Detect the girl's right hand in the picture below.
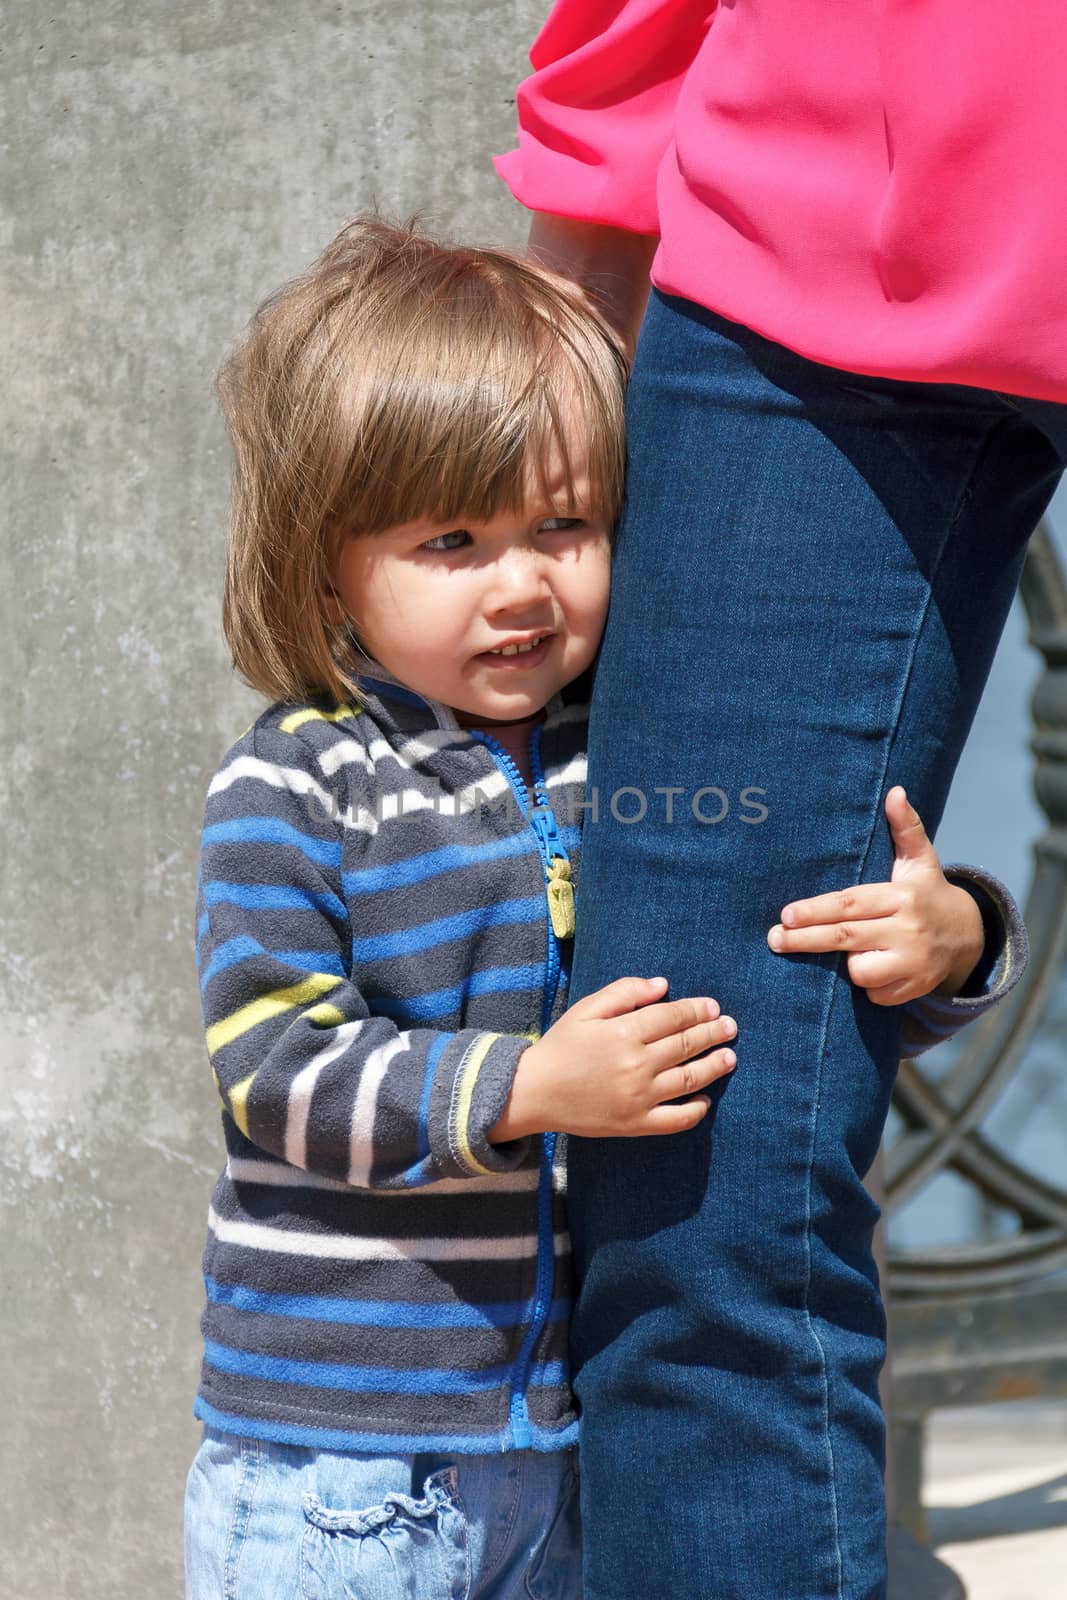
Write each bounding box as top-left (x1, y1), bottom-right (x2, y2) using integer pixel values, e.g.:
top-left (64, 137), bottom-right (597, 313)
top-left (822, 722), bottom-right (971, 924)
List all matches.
top-left (489, 976), bottom-right (737, 1142)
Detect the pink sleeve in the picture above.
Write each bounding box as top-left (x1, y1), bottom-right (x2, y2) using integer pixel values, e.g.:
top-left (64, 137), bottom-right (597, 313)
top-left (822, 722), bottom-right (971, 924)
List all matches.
top-left (493, 0), bottom-right (717, 235)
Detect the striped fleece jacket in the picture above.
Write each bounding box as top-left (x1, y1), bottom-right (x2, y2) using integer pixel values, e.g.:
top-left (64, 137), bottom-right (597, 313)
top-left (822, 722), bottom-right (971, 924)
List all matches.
top-left (192, 665), bottom-right (1028, 1455)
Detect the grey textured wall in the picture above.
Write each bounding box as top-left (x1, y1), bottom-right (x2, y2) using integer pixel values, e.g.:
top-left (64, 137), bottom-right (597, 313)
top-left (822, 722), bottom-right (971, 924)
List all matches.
top-left (1, 6), bottom-right (543, 1594)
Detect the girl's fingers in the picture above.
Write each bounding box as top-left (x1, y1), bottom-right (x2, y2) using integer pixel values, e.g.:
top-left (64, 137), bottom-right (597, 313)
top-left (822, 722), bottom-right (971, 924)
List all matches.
top-left (572, 975), bottom-right (668, 1020)
top-left (886, 787), bottom-right (938, 864)
top-left (647, 1014), bottom-right (736, 1071)
top-left (865, 978), bottom-right (920, 1007)
top-left (845, 949), bottom-right (906, 989)
top-left (769, 917), bottom-right (893, 954)
top-left (642, 1096), bottom-right (712, 1136)
top-left (777, 884), bottom-right (901, 930)
top-left (652, 1047), bottom-right (737, 1102)
top-left (635, 994), bottom-right (721, 1044)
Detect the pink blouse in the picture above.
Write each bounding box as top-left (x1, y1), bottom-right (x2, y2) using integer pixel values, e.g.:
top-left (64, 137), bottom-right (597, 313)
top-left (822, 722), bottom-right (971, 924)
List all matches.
top-left (494, 1), bottom-right (1067, 404)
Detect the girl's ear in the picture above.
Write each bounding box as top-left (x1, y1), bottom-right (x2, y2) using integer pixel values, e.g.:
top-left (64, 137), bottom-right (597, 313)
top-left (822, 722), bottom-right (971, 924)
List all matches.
top-left (322, 582), bottom-right (346, 625)
top-left (322, 519), bottom-right (349, 624)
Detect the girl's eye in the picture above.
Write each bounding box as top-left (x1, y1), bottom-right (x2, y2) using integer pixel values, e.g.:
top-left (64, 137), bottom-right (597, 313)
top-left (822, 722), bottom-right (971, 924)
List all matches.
top-left (421, 529), bottom-right (471, 552)
top-left (419, 518), bottom-right (584, 552)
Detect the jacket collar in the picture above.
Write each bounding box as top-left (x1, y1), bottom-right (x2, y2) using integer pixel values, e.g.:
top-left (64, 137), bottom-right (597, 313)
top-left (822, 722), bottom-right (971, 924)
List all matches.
top-left (353, 659), bottom-right (462, 732)
top-left (352, 657), bottom-right (569, 735)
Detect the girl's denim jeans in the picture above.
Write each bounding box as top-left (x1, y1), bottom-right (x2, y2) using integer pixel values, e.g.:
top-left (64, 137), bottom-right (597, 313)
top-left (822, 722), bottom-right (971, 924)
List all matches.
top-left (566, 289), bottom-right (1067, 1600)
top-left (184, 1426), bottom-right (580, 1600)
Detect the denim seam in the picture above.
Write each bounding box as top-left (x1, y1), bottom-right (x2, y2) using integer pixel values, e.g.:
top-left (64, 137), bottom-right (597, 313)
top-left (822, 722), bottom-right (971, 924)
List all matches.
top-left (300, 1516), bottom-right (314, 1600)
top-left (524, 1460), bottom-right (578, 1600)
top-left (478, 1449), bottom-right (525, 1590)
top-left (219, 1444), bottom-right (242, 1597)
top-left (224, 1436), bottom-right (262, 1600)
top-left (797, 413), bottom-right (1011, 1600)
top-left (447, 1473), bottom-right (474, 1600)
top-left (799, 989), bottom-right (846, 1600)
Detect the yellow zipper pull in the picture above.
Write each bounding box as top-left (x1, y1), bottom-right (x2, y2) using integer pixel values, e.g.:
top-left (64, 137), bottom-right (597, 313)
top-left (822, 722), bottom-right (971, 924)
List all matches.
top-left (545, 858), bottom-right (575, 939)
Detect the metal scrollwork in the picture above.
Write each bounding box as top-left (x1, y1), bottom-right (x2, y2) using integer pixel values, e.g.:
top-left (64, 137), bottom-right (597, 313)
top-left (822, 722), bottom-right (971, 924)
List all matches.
top-left (887, 519), bottom-right (1067, 1295)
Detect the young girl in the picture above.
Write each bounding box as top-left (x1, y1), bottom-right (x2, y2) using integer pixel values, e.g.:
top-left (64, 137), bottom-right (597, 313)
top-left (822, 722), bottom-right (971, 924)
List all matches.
top-left (185, 215), bottom-right (1027, 1600)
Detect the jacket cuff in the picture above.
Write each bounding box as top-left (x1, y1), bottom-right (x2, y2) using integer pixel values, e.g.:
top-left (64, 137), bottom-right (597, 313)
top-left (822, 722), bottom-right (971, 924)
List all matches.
top-left (939, 863), bottom-right (1029, 1008)
top-left (429, 1032), bottom-right (533, 1178)
top-left (900, 863), bottom-right (1029, 1056)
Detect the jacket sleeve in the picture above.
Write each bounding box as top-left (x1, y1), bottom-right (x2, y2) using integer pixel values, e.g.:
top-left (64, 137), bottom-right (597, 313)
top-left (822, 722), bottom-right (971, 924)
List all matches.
top-left (493, 0), bottom-right (717, 233)
top-left (195, 717), bottom-right (532, 1189)
top-left (899, 864), bottom-right (1029, 1058)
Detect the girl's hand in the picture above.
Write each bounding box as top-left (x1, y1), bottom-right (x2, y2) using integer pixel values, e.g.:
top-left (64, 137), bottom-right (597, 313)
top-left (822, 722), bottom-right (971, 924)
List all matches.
top-left (490, 977), bottom-right (737, 1142)
top-left (766, 786), bottom-right (985, 1006)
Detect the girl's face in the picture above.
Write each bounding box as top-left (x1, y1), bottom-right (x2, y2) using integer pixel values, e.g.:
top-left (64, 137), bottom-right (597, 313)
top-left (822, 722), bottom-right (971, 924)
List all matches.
top-left (332, 417), bottom-right (613, 730)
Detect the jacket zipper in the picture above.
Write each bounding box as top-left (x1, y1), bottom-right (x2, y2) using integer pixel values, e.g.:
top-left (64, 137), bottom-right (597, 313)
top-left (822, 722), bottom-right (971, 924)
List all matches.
top-left (468, 722), bottom-right (571, 1450)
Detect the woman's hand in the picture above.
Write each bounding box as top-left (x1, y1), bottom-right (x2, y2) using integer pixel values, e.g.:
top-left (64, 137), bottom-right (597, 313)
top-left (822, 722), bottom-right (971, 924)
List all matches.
top-left (766, 787), bottom-right (985, 1006)
top-left (490, 976), bottom-right (737, 1142)
top-left (525, 213), bottom-right (659, 364)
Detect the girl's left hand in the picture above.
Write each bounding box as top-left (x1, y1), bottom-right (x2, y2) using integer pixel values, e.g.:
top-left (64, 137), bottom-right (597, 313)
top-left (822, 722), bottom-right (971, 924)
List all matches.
top-left (766, 787), bottom-right (985, 1005)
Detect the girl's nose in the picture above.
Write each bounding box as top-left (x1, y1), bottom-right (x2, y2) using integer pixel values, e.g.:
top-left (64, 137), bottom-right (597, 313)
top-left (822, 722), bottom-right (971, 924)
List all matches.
top-left (485, 549), bottom-right (553, 611)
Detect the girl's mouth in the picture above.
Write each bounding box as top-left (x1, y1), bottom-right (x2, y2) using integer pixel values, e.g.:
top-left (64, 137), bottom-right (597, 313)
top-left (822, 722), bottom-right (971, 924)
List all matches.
top-left (476, 634), bottom-right (554, 669)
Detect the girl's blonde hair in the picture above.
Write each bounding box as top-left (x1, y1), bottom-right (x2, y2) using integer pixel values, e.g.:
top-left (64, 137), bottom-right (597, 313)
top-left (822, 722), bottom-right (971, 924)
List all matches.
top-left (217, 212), bottom-right (629, 705)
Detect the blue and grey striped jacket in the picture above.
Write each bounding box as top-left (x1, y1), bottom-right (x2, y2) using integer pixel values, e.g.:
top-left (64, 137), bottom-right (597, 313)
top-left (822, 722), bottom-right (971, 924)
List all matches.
top-left (192, 667), bottom-right (1027, 1455)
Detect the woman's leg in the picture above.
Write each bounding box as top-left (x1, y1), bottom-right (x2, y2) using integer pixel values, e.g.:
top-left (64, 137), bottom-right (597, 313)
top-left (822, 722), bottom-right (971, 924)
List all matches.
top-left (567, 291), bottom-right (1064, 1600)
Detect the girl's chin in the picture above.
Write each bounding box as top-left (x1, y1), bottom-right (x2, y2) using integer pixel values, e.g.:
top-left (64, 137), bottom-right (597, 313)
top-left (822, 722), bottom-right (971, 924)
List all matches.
top-left (453, 698), bottom-right (546, 730)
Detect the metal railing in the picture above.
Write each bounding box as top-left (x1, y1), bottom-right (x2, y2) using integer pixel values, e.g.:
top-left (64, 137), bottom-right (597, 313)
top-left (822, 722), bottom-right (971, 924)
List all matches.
top-left (885, 518), bottom-right (1067, 1544)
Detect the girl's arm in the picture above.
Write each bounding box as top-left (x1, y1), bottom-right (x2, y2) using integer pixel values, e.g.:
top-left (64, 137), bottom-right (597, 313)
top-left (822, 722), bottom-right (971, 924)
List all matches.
top-left (196, 717), bottom-right (533, 1190)
top-left (197, 716), bottom-right (736, 1189)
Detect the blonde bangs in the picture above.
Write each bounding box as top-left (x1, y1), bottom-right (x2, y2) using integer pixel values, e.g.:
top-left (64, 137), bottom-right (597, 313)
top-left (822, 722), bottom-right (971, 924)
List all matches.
top-left (331, 280), bottom-right (626, 537)
top-left (218, 215), bottom-right (628, 706)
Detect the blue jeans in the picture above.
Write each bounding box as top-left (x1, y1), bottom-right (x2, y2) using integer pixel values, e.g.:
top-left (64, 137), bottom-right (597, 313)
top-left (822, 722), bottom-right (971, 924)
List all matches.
top-left (184, 1427), bottom-right (580, 1600)
top-left (567, 290), bottom-right (1067, 1600)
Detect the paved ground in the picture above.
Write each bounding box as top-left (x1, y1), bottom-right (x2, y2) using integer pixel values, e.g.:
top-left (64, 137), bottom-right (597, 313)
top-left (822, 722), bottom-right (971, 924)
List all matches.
top-left (925, 1401), bottom-right (1067, 1598)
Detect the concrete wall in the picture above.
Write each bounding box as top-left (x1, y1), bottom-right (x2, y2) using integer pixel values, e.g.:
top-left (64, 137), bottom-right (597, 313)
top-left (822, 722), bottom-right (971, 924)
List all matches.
top-left (1, 6), bottom-right (543, 1593)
